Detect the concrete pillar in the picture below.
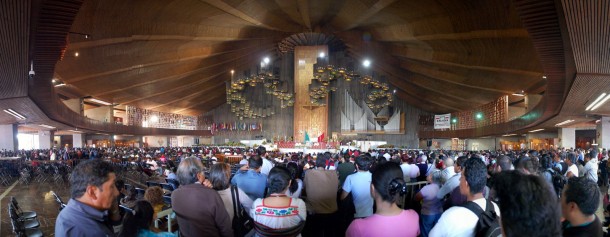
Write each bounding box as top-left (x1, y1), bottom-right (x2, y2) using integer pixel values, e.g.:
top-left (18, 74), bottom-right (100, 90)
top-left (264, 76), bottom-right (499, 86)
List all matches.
top-left (559, 127), bottom-right (576, 149)
top-left (597, 116), bottom-right (610, 149)
top-left (0, 124), bottom-right (18, 151)
top-left (73, 133), bottom-right (85, 148)
top-left (38, 130), bottom-right (54, 149)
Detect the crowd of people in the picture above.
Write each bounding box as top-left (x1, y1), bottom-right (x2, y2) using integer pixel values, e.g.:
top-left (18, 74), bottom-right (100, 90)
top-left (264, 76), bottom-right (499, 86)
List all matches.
top-left (51, 145), bottom-right (608, 237)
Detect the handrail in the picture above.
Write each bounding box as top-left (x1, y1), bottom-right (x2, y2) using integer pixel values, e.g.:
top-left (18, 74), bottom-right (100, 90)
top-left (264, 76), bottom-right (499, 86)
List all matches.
top-left (154, 208), bottom-right (174, 233)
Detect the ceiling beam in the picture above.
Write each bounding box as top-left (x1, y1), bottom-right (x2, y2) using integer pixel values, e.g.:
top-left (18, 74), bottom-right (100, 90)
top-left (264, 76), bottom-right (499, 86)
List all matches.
top-left (373, 28), bottom-right (530, 42)
top-left (338, 0), bottom-right (399, 30)
top-left (65, 39), bottom-right (276, 84)
top-left (200, 0), bottom-right (300, 32)
top-left (392, 53), bottom-right (541, 77)
top-left (297, 0), bottom-right (311, 30)
top-left (69, 34), bottom-right (274, 50)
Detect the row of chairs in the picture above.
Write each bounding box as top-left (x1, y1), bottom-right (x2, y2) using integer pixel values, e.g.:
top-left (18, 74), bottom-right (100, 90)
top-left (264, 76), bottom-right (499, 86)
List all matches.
top-left (8, 196), bottom-right (43, 237)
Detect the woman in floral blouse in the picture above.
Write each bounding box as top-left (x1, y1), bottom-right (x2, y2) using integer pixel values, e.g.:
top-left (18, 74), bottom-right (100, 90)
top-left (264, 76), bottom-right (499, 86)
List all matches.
top-left (250, 166), bottom-right (307, 237)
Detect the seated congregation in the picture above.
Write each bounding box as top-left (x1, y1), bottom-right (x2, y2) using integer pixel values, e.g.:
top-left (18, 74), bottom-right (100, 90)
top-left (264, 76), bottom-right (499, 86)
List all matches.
top-left (53, 147), bottom-right (606, 237)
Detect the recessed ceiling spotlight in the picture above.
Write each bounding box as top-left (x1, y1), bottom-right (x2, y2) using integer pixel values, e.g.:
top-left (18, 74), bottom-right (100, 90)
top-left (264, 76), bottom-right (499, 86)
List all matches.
top-left (542, 75), bottom-right (547, 79)
top-left (319, 52), bottom-right (325, 58)
top-left (74, 52), bottom-right (79, 57)
top-left (230, 70), bottom-right (234, 74)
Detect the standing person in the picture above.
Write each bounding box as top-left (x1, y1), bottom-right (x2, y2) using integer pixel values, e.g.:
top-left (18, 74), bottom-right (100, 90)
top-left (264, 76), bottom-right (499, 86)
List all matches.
top-left (346, 162), bottom-right (420, 237)
top-left (415, 171), bottom-right (444, 237)
top-left (55, 159), bottom-right (121, 237)
top-left (440, 157), bottom-right (456, 185)
top-left (584, 151), bottom-right (598, 183)
top-left (285, 162), bottom-right (303, 198)
top-left (258, 146), bottom-right (274, 176)
top-left (565, 152), bottom-right (579, 178)
top-left (171, 157), bottom-right (232, 237)
top-left (600, 149), bottom-right (609, 187)
top-left (231, 155), bottom-right (267, 201)
top-left (341, 155), bottom-right (374, 218)
top-left (561, 177), bottom-right (603, 237)
top-left (429, 158), bottom-right (501, 237)
top-left (302, 153), bottom-right (339, 236)
top-left (250, 166), bottom-right (307, 236)
top-left (337, 155), bottom-right (356, 187)
top-left (491, 171), bottom-right (561, 237)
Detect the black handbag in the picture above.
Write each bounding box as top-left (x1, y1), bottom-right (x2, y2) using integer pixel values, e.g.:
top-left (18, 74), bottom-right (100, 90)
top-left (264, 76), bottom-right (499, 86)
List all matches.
top-left (231, 185), bottom-right (253, 237)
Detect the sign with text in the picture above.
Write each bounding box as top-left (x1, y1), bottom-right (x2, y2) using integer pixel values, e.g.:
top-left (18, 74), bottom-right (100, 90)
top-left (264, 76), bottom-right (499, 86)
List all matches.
top-left (434, 113), bottom-right (451, 129)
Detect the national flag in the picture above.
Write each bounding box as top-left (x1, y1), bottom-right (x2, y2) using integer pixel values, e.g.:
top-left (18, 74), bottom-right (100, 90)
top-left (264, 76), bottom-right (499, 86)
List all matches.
top-left (304, 131), bottom-right (310, 142)
top-left (317, 132), bottom-right (325, 142)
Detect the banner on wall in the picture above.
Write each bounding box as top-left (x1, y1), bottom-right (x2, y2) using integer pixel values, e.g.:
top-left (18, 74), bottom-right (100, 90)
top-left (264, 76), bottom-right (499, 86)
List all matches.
top-left (434, 113), bottom-right (451, 129)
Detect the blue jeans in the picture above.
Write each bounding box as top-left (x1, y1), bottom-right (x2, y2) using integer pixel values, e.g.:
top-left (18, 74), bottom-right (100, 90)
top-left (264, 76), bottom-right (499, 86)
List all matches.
top-left (420, 213), bottom-right (442, 237)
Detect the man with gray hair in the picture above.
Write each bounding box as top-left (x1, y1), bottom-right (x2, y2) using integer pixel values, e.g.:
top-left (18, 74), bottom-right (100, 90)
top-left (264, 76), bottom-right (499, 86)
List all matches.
top-left (172, 157), bottom-right (233, 237)
top-left (441, 157), bottom-right (455, 184)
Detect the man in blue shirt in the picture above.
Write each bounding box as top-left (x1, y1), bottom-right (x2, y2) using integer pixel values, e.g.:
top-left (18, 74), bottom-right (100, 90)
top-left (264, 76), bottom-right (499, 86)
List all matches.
top-left (55, 159), bottom-right (121, 237)
top-left (231, 155), bottom-right (267, 201)
top-left (341, 155), bottom-right (374, 218)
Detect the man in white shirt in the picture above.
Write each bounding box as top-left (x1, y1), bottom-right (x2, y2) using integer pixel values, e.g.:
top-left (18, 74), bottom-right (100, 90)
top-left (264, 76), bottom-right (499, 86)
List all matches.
top-left (565, 152), bottom-right (579, 178)
top-left (441, 157), bottom-right (456, 185)
top-left (341, 155), bottom-right (374, 218)
top-left (436, 156), bottom-right (467, 200)
top-left (258, 146), bottom-right (274, 176)
top-left (429, 158), bottom-right (500, 237)
top-left (584, 151), bottom-right (598, 183)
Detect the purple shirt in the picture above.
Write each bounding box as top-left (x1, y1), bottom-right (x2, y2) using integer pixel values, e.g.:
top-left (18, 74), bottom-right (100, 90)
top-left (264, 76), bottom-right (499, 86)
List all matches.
top-left (346, 210), bottom-right (420, 237)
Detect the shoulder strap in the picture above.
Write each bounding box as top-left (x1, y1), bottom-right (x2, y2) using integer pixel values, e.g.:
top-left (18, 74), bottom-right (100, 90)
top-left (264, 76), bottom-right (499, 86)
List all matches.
top-left (230, 185), bottom-right (238, 218)
top-left (462, 200), bottom-right (485, 218)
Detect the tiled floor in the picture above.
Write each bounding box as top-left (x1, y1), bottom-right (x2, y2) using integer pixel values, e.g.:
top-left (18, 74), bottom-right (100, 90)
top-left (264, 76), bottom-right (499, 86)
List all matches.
top-left (0, 178), bottom-right (70, 236)
top-left (0, 171), bottom-right (149, 237)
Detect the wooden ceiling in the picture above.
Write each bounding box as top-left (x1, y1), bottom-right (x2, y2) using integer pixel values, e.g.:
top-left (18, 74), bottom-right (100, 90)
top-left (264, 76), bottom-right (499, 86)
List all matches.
top-left (53, 0), bottom-right (546, 116)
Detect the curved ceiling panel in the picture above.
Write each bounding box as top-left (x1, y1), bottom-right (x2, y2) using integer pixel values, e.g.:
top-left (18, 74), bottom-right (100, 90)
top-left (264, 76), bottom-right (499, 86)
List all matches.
top-left (54, 0), bottom-right (545, 115)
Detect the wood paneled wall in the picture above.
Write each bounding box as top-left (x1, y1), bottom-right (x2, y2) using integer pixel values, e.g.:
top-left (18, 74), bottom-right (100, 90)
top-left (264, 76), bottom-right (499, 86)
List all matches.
top-left (293, 46), bottom-right (329, 142)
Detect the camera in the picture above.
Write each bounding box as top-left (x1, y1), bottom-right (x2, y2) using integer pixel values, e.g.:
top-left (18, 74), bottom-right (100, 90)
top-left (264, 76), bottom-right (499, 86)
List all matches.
top-left (29, 62), bottom-right (35, 79)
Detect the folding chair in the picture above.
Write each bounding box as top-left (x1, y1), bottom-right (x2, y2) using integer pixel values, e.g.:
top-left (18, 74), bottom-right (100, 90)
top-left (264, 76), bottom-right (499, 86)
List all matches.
top-left (10, 197), bottom-right (37, 219)
top-left (51, 191), bottom-right (67, 211)
top-left (135, 188), bottom-right (146, 199)
top-left (10, 218), bottom-right (43, 237)
top-left (8, 205), bottom-right (40, 229)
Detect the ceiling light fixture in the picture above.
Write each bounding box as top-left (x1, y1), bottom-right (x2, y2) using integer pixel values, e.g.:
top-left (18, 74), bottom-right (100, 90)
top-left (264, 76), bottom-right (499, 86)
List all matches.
top-left (529, 129), bottom-right (544, 133)
top-left (74, 52), bottom-right (79, 57)
top-left (263, 57), bottom-right (270, 64)
top-left (586, 93), bottom-right (608, 111)
top-left (54, 83), bottom-right (65, 87)
top-left (39, 124), bottom-right (56, 129)
top-left (555, 119), bottom-right (575, 126)
top-left (68, 130), bottom-right (83, 133)
top-left (3, 109), bottom-right (26, 120)
top-left (362, 59), bottom-right (371, 68)
top-left (590, 94), bottom-right (610, 111)
top-left (502, 134), bottom-right (517, 137)
top-left (319, 52), bottom-right (325, 58)
top-left (86, 98), bottom-right (112, 106)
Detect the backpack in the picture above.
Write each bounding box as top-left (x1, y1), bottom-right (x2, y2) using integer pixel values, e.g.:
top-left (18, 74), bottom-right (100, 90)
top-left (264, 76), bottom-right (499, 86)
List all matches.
top-left (546, 169), bottom-right (567, 197)
top-left (462, 199), bottom-right (501, 237)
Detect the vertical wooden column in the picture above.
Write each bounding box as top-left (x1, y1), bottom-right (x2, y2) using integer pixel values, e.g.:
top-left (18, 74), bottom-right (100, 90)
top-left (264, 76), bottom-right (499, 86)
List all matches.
top-left (293, 46), bottom-right (328, 142)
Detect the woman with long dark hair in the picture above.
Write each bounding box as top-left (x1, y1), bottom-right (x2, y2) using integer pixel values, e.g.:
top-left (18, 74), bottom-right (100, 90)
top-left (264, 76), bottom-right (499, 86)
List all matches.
top-left (285, 162), bottom-right (303, 198)
top-left (250, 166), bottom-right (307, 236)
top-left (346, 162), bottom-right (420, 237)
top-left (118, 200), bottom-right (175, 237)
